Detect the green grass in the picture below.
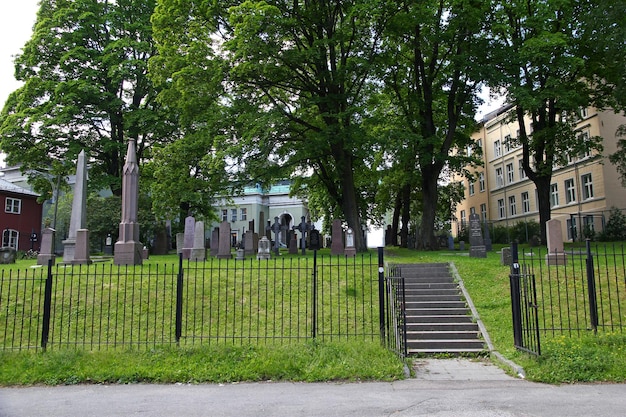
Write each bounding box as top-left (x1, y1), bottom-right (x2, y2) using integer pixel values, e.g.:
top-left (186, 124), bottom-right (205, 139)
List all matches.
top-left (0, 340), bottom-right (405, 385)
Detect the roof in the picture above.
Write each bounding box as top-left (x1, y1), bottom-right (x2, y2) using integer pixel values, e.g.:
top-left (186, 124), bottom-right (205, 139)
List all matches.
top-left (0, 178), bottom-right (40, 197)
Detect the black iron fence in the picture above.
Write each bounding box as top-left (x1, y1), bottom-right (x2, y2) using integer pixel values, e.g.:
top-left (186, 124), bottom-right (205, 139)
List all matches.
top-left (1, 250), bottom-right (402, 352)
top-left (510, 241), bottom-right (626, 355)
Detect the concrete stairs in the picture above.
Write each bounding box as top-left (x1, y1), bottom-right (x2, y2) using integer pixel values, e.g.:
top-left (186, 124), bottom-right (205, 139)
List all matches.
top-left (398, 263), bottom-right (486, 355)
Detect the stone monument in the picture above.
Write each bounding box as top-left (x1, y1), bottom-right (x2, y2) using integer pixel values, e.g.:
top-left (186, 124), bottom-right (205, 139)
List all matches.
top-left (330, 219), bottom-right (344, 255)
top-left (546, 218), bottom-right (567, 265)
top-left (344, 227), bottom-right (357, 257)
top-left (210, 227), bottom-right (219, 257)
top-left (63, 150), bottom-right (89, 263)
top-left (182, 215), bottom-right (195, 260)
top-left (289, 233), bottom-right (298, 254)
top-left (114, 139), bottom-right (143, 265)
top-left (292, 216), bottom-right (313, 255)
top-left (37, 228), bottom-right (56, 266)
top-left (190, 221), bottom-right (206, 261)
top-left (267, 216), bottom-right (285, 256)
top-left (468, 213), bottom-right (486, 258)
top-left (257, 236), bottom-right (271, 260)
top-left (72, 229), bottom-right (92, 264)
top-left (217, 221), bottom-right (232, 259)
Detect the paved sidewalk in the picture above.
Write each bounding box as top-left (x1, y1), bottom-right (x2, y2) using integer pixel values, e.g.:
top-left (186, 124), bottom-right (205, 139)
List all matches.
top-left (2, 359), bottom-right (625, 417)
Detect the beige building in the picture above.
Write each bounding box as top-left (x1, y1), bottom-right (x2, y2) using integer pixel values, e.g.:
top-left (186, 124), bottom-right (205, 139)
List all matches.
top-left (453, 105), bottom-right (626, 242)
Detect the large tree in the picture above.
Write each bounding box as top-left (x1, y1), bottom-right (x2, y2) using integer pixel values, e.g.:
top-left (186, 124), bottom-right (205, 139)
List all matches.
top-left (376, 0), bottom-right (491, 249)
top-left (492, 0), bottom-right (618, 243)
top-left (152, 0), bottom-right (388, 251)
top-left (0, 0), bottom-right (175, 196)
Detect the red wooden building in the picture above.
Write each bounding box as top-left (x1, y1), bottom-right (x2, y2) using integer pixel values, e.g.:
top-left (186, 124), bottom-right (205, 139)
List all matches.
top-left (0, 178), bottom-right (43, 251)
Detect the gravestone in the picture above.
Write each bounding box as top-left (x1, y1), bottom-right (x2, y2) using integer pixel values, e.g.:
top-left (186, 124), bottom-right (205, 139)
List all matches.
top-left (330, 220), bottom-right (344, 255)
top-left (0, 247), bottom-right (16, 264)
top-left (257, 236), bottom-right (271, 260)
top-left (244, 230), bottom-right (258, 256)
top-left (217, 221), bottom-right (232, 259)
top-left (468, 213), bottom-right (486, 258)
top-left (460, 241), bottom-right (465, 251)
top-left (190, 221), bottom-right (206, 261)
top-left (63, 150), bottom-right (88, 263)
top-left (267, 216), bottom-right (285, 256)
top-left (309, 229), bottom-right (321, 251)
top-left (182, 215), bottom-right (195, 260)
top-left (447, 235), bottom-right (454, 250)
top-left (114, 139), bottom-right (143, 265)
top-left (72, 229), bottom-right (92, 265)
top-left (292, 216), bottom-right (312, 255)
top-left (104, 234), bottom-right (113, 255)
top-left (546, 218), bottom-right (567, 266)
top-left (37, 228), bottom-right (56, 266)
top-left (501, 247), bottom-right (512, 266)
top-left (176, 233), bottom-right (184, 255)
top-left (289, 233), bottom-right (298, 254)
top-left (344, 227), bottom-right (357, 257)
top-left (152, 227), bottom-right (169, 255)
top-left (210, 228), bottom-right (219, 257)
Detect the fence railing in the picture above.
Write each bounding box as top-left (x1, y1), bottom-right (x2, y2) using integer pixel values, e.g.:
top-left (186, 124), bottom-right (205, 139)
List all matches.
top-left (1, 251), bottom-right (395, 352)
top-left (510, 240), bottom-right (625, 355)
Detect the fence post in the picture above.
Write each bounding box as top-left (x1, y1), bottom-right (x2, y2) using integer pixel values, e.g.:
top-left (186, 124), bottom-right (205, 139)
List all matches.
top-left (509, 241), bottom-right (523, 347)
top-left (175, 253), bottom-right (184, 345)
top-left (312, 249), bottom-right (318, 339)
top-left (378, 247), bottom-right (386, 341)
top-left (585, 239), bottom-right (599, 332)
top-left (41, 259), bottom-right (53, 351)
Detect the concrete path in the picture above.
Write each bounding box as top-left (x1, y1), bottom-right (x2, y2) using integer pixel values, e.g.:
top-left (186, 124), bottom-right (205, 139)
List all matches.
top-left (2, 359), bottom-right (625, 417)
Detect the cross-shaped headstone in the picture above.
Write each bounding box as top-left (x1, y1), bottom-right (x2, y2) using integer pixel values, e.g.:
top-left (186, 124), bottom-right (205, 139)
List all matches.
top-left (266, 216), bottom-right (286, 255)
top-left (292, 215), bottom-right (313, 255)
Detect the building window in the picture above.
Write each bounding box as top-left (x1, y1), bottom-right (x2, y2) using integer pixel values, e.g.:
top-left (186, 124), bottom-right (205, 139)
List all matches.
top-left (518, 160), bottom-right (526, 179)
top-left (479, 172), bottom-right (485, 192)
top-left (580, 107), bottom-right (588, 119)
top-left (480, 203), bottom-right (487, 221)
top-left (221, 209), bottom-right (228, 222)
top-left (460, 210), bottom-right (467, 226)
top-left (504, 134), bottom-right (512, 153)
top-left (581, 173), bottom-right (594, 200)
top-left (509, 195), bottom-right (517, 216)
top-left (567, 218), bottom-right (577, 240)
top-left (550, 183), bottom-right (559, 207)
top-left (2, 229), bottom-right (18, 249)
top-left (584, 215), bottom-right (595, 234)
top-left (578, 131), bottom-right (591, 159)
top-left (498, 199), bottom-right (505, 219)
top-left (565, 178), bottom-right (576, 204)
top-left (494, 140), bottom-right (501, 157)
top-left (231, 208), bottom-right (237, 222)
top-left (506, 163), bottom-right (514, 184)
top-left (469, 182), bottom-right (475, 196)
top-left (521, 192), bottom-right (530, 213)
top-left (240, 208), bottom-right (247, 221)
top-left (470, 207), bottom-right (476, 215)
top-left (5, 197), bottom-right (21, 214)
top-left (496, 167), bottom-right (504, 188)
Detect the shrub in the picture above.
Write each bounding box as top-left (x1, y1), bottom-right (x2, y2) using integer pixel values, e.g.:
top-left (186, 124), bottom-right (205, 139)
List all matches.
top-left (599, 207), bottom-right (626, 241)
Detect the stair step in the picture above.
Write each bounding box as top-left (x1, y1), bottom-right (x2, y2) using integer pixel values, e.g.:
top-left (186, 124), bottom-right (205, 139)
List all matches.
top-left (405, 314), bottom-right (475, 324)
top-left (407, 330), bottom-right (480, 340)
top-left (406, 308), bottom-right (470, 316)
top-left (407, 347), bottom-right (486, 354)
top-left (405, 302), bottom-right (467, 310)
top-left (406, 322), bottom-right (479, 332)
top-left (406, 339), bottom-right (486, 350)
top-left (405, 294), bottom-right (463, 301)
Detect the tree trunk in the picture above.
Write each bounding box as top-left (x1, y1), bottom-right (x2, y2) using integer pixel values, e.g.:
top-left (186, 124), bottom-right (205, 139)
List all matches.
top-left (338, 158), bottom-right (366, 252)
top-left (391, 192), bottom-right (401, 246)
top-left (417, 170), bottom-right (439, 250)
top-left (533, 175), bottom-right (552, 244)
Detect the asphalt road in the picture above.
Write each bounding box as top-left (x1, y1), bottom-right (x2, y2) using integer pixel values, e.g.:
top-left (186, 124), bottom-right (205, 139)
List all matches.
top-left (1, 360), bottom-right (624, 417)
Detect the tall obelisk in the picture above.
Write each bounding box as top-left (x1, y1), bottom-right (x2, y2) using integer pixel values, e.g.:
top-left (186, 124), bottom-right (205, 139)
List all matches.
top-left (114, 139), bottom-right (143, 265)
top-left (62, 150), bottom-right (88, 263)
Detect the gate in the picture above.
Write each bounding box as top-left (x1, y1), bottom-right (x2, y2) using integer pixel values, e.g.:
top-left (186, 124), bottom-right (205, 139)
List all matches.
top-left (509, 242), bottom-right (541, 355)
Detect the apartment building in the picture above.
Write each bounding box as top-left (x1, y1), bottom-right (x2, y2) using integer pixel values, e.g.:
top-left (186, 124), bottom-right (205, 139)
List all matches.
top-left (454, 105), bottom-right (626, 242)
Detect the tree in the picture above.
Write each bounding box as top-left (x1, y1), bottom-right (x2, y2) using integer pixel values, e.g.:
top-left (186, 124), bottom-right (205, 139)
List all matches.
top-left (492, 0), bottom-right (615, 243)
top-left (375, 0), bottom-right (490, 249)
top-left (0, 0), bottom-right (175, 197)
top-left (152, 0), bottom-right (389, 251)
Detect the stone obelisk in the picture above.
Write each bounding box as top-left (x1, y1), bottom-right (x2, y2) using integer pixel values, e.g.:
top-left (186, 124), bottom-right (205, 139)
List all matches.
top-left (114, 139), bottom-right (143, 265)
top-left (62, 150), bottom-right (88, 263)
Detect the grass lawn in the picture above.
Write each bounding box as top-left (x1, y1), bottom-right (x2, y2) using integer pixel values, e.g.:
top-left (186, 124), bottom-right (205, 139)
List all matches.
top-left (1, 245), bottom-right (625, 385)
